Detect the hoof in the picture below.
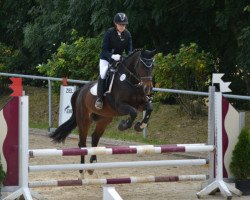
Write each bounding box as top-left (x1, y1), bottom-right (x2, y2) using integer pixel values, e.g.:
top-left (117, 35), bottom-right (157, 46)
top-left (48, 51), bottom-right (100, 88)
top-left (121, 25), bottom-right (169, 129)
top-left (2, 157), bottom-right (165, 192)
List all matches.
top-left (88, 159), bottom-right (97, 175)
top-left (118, 120), bottom-right (128, 131)
top-left (86, 170), bottom-right (99, 178)
top-left (79, 170), bottom-right (85, 179)
top-left (134, 122), bottom-right (147, 132)
top-left (87, 169), bottom-right (94, 175)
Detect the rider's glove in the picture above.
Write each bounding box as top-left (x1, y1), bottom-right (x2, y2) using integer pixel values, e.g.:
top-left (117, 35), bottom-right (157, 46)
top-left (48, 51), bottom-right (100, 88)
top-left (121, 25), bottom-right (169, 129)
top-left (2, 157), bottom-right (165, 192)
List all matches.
top-left (111, 54), bottom-right (121, 61)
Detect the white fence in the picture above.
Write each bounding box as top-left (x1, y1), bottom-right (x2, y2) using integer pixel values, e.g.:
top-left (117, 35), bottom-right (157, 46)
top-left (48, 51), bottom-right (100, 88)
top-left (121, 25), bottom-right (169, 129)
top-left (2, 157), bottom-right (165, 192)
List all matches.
top-left (0, 72), bottom-right (249, 135)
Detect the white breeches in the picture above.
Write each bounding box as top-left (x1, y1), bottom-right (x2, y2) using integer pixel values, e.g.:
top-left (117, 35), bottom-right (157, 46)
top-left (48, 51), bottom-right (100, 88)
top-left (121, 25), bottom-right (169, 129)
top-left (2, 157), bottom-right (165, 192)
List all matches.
top-left (99, 59), bottom-right (109, 79)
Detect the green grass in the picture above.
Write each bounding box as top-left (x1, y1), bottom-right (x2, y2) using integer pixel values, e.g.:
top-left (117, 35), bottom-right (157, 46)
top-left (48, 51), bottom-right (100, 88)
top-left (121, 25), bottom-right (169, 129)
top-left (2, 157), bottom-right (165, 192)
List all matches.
top-left (29, 123), bottom-right (49, 130)
top-left (1, 86), bottom-right (249, 145)
top-left (105, 130), bottom-right (159, 144)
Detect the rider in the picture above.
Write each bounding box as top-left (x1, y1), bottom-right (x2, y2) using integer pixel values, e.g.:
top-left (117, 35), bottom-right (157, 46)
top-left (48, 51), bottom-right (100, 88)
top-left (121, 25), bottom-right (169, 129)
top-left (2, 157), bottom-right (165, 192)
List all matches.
top-left (95, 12), bottom-right (133, 110)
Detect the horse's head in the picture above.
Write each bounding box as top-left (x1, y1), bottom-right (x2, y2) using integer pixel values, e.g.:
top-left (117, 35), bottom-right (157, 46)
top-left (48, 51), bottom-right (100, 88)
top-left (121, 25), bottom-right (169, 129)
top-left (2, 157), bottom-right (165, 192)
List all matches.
top-left (120, 49), bottom-right (156, 95)
top-left (132, 49), bottom-right (156, 95)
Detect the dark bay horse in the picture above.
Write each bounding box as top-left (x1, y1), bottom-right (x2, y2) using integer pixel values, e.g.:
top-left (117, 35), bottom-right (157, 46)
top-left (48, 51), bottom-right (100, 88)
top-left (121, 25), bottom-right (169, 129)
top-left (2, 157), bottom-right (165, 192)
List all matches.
top-left (50, 49), bottom-right (156, 176)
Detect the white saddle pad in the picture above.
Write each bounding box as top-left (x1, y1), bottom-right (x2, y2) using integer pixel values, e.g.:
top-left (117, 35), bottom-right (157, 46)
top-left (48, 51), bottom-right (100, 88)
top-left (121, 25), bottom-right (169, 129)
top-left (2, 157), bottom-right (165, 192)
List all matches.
top-left (90, 74), bottom-right (115, 96)
top-left (90, 83), bottom-right (97, 96)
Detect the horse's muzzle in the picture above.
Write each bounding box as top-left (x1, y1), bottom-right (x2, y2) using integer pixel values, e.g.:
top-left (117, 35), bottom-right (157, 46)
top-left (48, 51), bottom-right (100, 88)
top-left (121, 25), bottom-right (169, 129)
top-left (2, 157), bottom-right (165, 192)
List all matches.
top-left (140, 77), bottom-right (153, 95)
top-left (144, 85), bottom-right (153, 95)
top-left (141, 81), bottom-right (153, 95)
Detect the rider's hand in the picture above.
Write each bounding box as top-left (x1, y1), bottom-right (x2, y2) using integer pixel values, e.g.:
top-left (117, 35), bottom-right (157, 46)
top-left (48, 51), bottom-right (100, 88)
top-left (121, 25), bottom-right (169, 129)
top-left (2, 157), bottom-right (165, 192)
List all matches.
top-left (111, 54), bottom-right (121, 61)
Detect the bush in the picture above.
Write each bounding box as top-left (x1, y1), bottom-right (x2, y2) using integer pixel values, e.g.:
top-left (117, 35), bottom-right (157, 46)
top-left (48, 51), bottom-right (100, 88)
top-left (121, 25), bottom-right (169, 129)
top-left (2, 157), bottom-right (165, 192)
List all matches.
top-left (0, 156), bottom-right (5, 186)
top-left (153, 43), bottom-right (214, 116)
top-left (37, 30), bottom-right (101, 82)
top-left (230, 127), bottom-right (250, 179)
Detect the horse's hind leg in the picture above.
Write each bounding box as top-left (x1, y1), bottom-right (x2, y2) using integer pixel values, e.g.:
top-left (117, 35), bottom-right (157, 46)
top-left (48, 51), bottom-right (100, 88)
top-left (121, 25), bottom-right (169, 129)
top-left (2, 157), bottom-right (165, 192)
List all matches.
top-left (88, 116), bottom-right (113, 175)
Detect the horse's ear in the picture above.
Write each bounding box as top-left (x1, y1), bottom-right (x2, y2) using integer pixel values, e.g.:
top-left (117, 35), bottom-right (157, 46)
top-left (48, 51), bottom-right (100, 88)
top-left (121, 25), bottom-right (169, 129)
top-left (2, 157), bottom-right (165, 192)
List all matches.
top-left (142, 49), bottom-right (157, 58)
top-left (149, 49), bottom-right (157, 57)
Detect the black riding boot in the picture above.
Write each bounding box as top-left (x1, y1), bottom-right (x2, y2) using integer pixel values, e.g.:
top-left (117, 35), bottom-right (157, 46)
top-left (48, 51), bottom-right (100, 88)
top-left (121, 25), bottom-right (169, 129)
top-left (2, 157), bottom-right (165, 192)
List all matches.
top-left (95, 77), bottom-right (105, 110)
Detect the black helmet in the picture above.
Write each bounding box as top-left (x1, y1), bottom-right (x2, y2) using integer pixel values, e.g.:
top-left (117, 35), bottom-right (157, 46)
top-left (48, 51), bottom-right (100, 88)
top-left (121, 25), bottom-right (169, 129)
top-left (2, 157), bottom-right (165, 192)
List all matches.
top-left (113, 13), bottom-right (128, 25)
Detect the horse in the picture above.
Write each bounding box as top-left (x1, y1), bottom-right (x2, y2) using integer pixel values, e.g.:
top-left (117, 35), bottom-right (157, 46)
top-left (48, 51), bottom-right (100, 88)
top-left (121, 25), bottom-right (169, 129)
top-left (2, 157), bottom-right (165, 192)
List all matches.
top-left (49, 49), bottom-right (156, 177)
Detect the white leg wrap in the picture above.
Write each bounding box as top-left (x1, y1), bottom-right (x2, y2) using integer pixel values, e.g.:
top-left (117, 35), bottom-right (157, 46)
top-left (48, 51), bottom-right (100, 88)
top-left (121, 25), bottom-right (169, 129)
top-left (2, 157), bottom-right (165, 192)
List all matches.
top-left (99, 59), bottom-right (109, 79)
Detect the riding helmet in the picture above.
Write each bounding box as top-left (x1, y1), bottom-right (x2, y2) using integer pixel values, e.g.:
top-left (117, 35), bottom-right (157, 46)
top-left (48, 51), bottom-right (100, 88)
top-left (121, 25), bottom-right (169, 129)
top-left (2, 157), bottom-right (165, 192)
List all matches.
top-left (113, 13), bottom-right (128, 25)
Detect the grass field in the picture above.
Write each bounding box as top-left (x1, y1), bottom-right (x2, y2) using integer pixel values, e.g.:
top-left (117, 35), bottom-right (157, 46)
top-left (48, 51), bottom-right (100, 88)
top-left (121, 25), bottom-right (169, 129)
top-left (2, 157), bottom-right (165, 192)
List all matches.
top-left (1, 86), bottom-right (249, 145)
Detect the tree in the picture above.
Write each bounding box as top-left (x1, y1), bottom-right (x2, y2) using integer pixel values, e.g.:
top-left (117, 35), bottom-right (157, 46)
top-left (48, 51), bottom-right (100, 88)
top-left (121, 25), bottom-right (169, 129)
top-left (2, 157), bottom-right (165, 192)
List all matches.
top-left (154, 43), bottom-right (214, 116)
top-left (0, 0), bottom-right (249, 98)
top-left (23, 0), bottom-right (72, 63)
top-left (37, 31), bottom-right (101, 81)
top-left (0, 0), bottom-right (36, 48)
top-left (234, 6), bottom-right (250, 105)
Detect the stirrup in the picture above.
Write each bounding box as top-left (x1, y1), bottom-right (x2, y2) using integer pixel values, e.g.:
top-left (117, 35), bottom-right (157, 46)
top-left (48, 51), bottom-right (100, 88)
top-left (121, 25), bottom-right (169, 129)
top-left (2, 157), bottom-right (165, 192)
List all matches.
top-left (95, 98), bottom-right (103, 110)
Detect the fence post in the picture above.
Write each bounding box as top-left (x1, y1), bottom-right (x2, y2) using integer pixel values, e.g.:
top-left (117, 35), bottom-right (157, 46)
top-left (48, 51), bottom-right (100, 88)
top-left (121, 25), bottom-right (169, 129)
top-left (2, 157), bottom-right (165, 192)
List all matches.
top-left (48, 79), bottom-right (52, 132)
top-left (143, 111), bottom-right (147, 139)
top-left (208, 86), bottom-right (215, 184)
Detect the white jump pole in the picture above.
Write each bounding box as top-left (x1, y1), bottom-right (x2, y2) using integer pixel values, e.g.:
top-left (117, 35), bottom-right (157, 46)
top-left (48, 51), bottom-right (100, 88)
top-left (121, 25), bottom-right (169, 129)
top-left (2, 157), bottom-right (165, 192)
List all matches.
top-left (29, 159), bottom-right (208, 172)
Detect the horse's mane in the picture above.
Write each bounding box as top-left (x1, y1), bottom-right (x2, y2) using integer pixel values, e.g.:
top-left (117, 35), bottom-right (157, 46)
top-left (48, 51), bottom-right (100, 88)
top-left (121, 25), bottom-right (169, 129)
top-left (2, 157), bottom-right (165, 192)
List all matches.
top-left (126, 48), bottom-right (143, 59)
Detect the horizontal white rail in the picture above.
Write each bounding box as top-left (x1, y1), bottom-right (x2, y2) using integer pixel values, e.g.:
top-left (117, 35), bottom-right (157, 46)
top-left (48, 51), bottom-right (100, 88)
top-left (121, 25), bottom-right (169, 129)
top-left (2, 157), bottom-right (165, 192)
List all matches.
top-left (29, 159), bottom-right (208, 172)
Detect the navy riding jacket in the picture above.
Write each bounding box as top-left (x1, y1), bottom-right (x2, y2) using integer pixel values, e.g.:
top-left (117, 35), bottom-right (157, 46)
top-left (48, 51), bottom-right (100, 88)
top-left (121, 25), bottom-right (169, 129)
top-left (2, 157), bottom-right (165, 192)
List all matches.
top-left (100, 27), bottom-right (133, 62)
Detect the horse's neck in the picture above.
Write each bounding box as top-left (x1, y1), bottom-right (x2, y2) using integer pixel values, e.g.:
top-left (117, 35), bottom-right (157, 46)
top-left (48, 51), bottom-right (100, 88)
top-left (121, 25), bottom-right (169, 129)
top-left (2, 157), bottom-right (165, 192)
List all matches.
top-left (124, 52), bottom-right (140, 73)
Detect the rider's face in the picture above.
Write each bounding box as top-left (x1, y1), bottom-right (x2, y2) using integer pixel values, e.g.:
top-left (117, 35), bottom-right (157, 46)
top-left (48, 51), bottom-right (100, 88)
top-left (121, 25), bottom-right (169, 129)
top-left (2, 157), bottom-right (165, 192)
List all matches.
top-left (115, 23), bottom-right (126, 33)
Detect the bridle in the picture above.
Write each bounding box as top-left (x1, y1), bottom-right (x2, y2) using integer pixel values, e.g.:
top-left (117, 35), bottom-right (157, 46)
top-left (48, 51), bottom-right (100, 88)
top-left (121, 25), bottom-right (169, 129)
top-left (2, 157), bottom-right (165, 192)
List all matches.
top-left (138, 56), bottom-right (154, 82)
top-left (118, 52), bottom-right (154, 87)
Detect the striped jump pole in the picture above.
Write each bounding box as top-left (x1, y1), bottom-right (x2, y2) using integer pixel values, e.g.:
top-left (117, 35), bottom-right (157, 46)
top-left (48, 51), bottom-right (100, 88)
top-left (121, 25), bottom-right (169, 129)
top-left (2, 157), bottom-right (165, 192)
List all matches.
top-left (29, 144), bottom-right (214, 157)
top-left (29, 174), bottom-right (208, 188)
top-left (29, 159), bottom-right (208, 172)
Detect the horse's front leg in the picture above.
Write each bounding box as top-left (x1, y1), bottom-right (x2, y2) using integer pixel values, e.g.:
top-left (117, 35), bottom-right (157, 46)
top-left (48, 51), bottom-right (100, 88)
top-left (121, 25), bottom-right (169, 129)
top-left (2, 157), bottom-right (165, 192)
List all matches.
top-left (134, 100), bottom-right (153, 132)
top-left (116, 103), bottom-right (137, 131)
top-left (88, 117), bottom-right (113, 175)
top-left (78, 141), bottom-right (86, 179)
top-left (77, 118), bottom-right (91, 179)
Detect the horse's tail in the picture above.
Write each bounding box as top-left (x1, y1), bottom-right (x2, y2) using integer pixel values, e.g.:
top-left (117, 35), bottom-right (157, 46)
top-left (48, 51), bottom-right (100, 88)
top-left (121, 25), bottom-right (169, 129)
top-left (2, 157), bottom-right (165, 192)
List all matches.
top-left (49, 89), bottom-right (79, 143)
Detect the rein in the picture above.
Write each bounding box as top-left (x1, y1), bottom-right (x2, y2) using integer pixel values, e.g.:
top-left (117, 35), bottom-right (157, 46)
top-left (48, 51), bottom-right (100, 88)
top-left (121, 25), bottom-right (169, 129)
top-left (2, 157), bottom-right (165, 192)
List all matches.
top-left (117, 61), bottom-right (141, 84)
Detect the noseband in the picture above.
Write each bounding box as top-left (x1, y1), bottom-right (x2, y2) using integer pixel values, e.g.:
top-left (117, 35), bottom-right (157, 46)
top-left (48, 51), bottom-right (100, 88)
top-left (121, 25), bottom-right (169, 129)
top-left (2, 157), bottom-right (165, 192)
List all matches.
top-left (138, 57), bottom-right (154, 81)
